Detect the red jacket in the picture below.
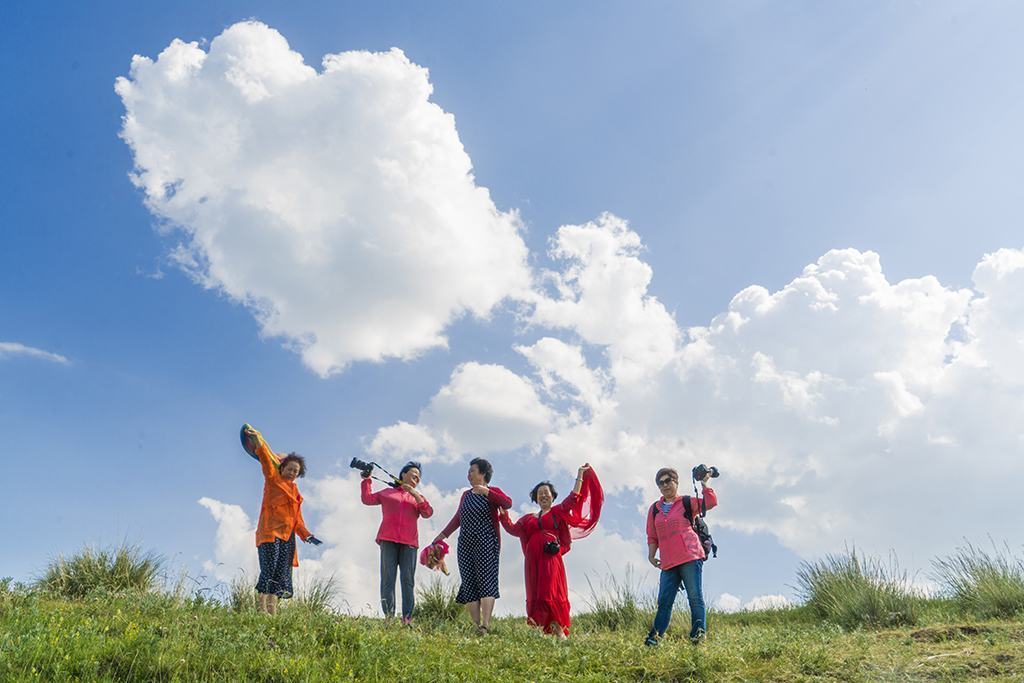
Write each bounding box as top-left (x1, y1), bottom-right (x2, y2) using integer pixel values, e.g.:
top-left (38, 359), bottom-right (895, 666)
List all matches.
top-left (646, 487), bottom-right (717, 570)
top-left (440, 487), bottom-right (513, 545)
top-left (361, 478), bottom-right (433, 547)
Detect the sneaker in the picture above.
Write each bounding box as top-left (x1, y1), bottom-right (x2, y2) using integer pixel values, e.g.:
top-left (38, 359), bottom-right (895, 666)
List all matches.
top-left (690, 629), bottom-right (706, 645)
top-left (644, 635), bottom-right (659, 647)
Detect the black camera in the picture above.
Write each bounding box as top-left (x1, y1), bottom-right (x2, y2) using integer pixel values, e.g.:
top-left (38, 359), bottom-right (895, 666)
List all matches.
top-left (691, 464), bottom-right (720, 481)
top-left (350, 457), bottom-right (374, 478)
top-left (543, 540), bottom-right (561, 556)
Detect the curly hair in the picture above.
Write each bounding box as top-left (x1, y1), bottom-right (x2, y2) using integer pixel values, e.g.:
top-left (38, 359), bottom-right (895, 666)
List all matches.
top-left (278, 452), bottom-right (307, 478)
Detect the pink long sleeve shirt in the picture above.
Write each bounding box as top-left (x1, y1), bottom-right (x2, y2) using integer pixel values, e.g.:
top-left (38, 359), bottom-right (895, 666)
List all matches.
top-left (361, 478), bottom-right (433, 548)
top-left (645, 487), bottom-right (718, 571)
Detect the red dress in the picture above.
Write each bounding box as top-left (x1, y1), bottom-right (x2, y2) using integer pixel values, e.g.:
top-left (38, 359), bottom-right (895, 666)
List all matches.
top-left (499, 469), bottom-right (603, 635)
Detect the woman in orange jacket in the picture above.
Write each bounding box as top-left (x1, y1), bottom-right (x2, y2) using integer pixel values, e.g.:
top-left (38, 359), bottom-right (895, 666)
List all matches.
top-left (243, 426), bottom-right (319, 615)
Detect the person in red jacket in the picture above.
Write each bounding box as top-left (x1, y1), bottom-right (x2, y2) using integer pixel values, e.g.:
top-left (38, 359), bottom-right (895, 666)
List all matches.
top-left (360, 461), bottom-right (433, 625)
top-left (644, 467), bottom-right (717, 645)
top-left (244, 426), bottom-right (319, 616)
top-left (433, 458), bottom-right (512, 634)
top-left (499, 464), bottom-right (602, 638)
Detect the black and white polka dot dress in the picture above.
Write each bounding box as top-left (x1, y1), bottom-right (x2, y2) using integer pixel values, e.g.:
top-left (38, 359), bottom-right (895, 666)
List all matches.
top-left (255, 533), bottom-right (295, 599)
top-left (456, 492), bottom-right (501, 603)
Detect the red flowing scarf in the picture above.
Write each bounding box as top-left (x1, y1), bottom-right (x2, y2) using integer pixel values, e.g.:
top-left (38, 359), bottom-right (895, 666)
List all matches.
top-left (562, 467), bottom-right (603, 540)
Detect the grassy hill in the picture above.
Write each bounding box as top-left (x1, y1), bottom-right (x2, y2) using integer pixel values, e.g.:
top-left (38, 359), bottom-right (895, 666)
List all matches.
top-left (2, 545), bottom-right (1023, 681)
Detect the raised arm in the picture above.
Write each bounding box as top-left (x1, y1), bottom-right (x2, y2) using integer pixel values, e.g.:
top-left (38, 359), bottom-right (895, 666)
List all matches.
top-left (698, 485), bottom-right (717, 513)
top-left (554, 491), bottom-right (579, 514)
top-left (250, 431), bottom-right (281, 480)
top-left (360, 477), bottom-right (381, 506)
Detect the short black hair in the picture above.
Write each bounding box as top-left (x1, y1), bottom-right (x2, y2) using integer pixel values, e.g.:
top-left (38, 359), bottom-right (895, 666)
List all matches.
top-left (469, 457), bottom-right (493, 483)
top-left (400, 461), bottom-right (422, 478)
top-left (278, 452), bottom-right (307, 478)
top-left (529, 481), bottom-right (558, 503)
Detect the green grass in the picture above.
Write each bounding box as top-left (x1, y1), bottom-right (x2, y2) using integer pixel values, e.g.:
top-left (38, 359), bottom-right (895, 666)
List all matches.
top-left (2, 588), bottom-right (1023, 682)
top-left (795, 548), bottom-right (921, 629)
top-left (35, 544), bottom-right (163, 599)
top-left (932, 541), bottom-right (1024, 619)
top-left (414, 576), bottom-right (461, 622)
top-left (5, 544), bottom-right (1024, 680)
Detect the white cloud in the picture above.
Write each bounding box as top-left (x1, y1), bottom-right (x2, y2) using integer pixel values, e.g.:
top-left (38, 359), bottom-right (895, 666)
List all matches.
top-left (714, 592), bottom-right (792, 613)
top-left (516, 337), bottom-right (608, 413)
top-left (742, 594), bottom-right (792, 611)
top-left (714, 593), bottom-right (742, 613)
top-left (531, 213), bottom-right (679, 383)
top-left (116, 21), bottom-right (531, 376)
top-left (368, 421), bottom-right (438, 461)
top-left (372, 362), bottom-right (554, 462)
top-left (197, 497), bottom-right (257, 581)
top-left (0, 342), bottom-right (68, 364)
top-left (529, 233), bottom-right (1024, 566)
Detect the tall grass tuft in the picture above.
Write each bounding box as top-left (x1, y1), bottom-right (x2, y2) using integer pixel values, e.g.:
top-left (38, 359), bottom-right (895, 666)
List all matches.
top-left (228, 574), bottom-right (257, 612)
top-left (578, 565), bottom-right (653, 632)
top-left (415, 576), bottom-right (460, 622)
top-left (291, 574), bottom-right (339, 614)
top-left (37, 544), bottom-right (162, 599)
top-left (932, 540), bottom-right (1024, 618)
top-left (795, 549), bottom-right (919, 629)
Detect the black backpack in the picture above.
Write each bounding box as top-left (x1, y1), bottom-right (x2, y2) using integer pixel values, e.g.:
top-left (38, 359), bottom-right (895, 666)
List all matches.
top-left (650, 495), bottom-right (718, 559)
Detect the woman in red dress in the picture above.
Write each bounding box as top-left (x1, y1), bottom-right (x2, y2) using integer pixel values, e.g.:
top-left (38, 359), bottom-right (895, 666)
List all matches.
top-left (499, 463), bottom-right (603, 638)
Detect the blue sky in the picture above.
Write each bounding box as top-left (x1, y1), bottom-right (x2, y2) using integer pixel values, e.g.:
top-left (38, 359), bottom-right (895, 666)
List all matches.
top-left (3, 2), bottom-right (1023, 612)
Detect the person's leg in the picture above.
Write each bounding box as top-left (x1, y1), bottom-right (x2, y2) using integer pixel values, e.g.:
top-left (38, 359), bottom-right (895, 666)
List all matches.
top-left (466, 600), bottom-right (481, 626)
top-left (255, 542), bottom-right (273, 612)
top-left (379, 541), bottom-right (399, 618)
top-left (398, 544), bottom-right (417, 620)
top-left (647, 566), bottom-right (683, 643)
top-left (480, 596), bottom-right (496, 630)
top-left (680, 560), bottom-right (706, 640)
top-left (267, 594), bottom-right (279, 615)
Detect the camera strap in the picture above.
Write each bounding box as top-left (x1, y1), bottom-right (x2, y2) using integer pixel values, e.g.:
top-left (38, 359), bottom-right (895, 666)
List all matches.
top-left (691, 480), bottom-right (706, 518)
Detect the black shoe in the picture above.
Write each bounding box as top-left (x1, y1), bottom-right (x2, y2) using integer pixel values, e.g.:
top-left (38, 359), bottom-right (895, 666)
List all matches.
top-left (644, 635), bottom-right (658, 647)
top-left (690, 629), bottom-right (706, 645)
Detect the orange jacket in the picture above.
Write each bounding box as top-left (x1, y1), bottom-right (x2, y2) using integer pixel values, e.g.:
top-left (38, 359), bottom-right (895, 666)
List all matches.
top-left (253, 433), bottom-right (312, 566)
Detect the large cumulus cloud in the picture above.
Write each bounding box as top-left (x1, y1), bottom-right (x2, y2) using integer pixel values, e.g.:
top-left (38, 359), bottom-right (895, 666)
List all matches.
top-left (528, 217), bottom-right (1023, 564)
top-left (367, 212), bottom-right (1023, 567)
top-left (116, 21), bottom-right (530, 376)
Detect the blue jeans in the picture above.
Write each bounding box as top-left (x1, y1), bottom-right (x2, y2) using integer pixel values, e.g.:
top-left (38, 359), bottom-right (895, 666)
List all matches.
top-left (648, 559), bottom-right (705, 639)
top-left (380, 541), bottom-right (417, 618)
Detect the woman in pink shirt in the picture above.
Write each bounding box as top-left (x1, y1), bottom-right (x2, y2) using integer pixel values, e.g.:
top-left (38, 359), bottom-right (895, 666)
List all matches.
top-left (361, 461), bottom-right (433, 625)
top-left (644, 467), bottom-right (717, 646)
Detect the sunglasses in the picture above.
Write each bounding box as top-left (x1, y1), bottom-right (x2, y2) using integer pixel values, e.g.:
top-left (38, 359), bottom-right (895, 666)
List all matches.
top-left (657, 478), bottom-right (676, 487)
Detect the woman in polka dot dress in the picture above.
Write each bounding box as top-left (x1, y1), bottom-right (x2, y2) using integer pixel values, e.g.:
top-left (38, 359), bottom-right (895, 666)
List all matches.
top-left (434, 457), bottom-right (512, 634)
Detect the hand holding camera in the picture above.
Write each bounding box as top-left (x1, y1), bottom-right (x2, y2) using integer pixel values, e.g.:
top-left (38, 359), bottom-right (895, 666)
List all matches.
top-left (350, 457), bottom-right (374, 478)
top-left (691, 464), bottom-right (719, 484)
top-left (350, 457), bottom-right (400, 487)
